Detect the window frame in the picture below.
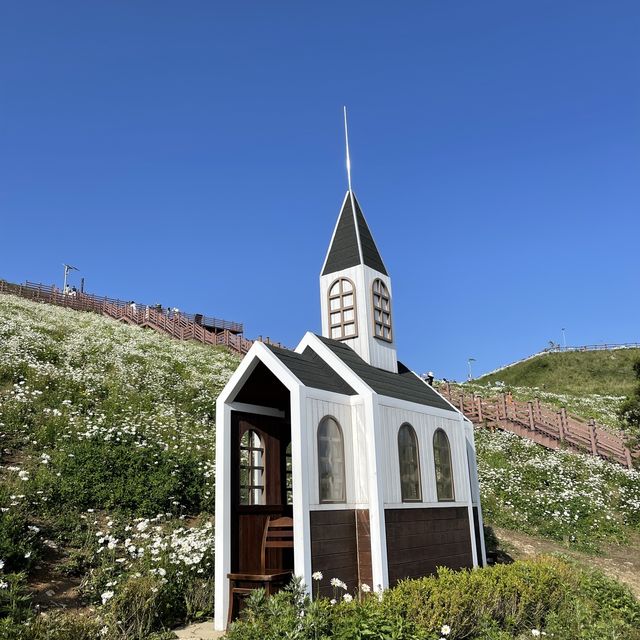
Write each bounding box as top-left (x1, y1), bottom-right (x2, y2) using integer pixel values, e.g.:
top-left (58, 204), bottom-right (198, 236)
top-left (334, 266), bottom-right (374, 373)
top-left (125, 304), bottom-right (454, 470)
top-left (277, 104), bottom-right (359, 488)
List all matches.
top-left (317, 416), bottom-right (347, 504)
top-left (398, 423), bottom-right (422, 502)
top-left (433, 428), bottom-right (455, 502)
top-left (239, 429), bottom-right (266, 506)
top-left (327, 278), bottom-right (358, 341)
top-left (371, 278), bottom-right (392, 342)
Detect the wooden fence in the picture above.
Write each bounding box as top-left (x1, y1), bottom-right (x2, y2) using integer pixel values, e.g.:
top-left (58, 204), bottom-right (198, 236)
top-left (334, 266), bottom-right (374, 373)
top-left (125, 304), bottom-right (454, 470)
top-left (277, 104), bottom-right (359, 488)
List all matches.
top-left (438, 383), bottom-right (636, 469)
top-left (0, 280), bottom-right (283, 355)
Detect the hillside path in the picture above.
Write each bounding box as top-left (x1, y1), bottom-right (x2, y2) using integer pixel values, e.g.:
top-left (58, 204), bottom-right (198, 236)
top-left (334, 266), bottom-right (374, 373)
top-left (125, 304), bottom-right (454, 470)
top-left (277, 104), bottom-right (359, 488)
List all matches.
top-left (173, 621), bottom-right (224, 639)
top-left (496, 527), bottom-right (640, 598)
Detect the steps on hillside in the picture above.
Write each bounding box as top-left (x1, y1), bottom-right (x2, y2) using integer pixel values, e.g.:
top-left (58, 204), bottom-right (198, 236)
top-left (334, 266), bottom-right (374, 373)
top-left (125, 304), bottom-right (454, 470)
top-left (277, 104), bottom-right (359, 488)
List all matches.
top-left (439, 383), bottom-right (636, 469)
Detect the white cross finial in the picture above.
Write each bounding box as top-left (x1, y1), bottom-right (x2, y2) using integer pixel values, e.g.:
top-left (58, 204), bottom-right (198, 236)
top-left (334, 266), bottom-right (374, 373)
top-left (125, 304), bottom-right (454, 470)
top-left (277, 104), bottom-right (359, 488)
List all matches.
top-left (343, 106), bottom-right (352, 192)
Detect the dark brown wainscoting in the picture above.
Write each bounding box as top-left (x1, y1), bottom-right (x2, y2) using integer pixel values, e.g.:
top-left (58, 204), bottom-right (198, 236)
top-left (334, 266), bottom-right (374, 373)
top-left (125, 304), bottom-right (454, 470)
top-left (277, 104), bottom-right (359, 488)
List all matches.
top-left (310, 509), bottom-right (371, 597)
top-left (385, 507), bottom-right (473, 585)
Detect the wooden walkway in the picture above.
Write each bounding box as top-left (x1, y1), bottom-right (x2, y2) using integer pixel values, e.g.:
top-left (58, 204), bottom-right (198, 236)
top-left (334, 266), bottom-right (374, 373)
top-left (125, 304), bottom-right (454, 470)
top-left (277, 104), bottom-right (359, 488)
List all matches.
top-left (0, 280), bottom-right (286, 355)
top-left (439, 383), bottom-right (636, 469)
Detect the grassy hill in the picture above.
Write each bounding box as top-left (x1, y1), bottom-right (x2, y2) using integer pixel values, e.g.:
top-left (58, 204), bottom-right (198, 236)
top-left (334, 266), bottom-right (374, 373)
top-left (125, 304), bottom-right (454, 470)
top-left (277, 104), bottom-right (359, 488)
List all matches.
top-left (477, 348), bottom-right (640, 397)
top-left (1, 294), bottom-right (639, 639)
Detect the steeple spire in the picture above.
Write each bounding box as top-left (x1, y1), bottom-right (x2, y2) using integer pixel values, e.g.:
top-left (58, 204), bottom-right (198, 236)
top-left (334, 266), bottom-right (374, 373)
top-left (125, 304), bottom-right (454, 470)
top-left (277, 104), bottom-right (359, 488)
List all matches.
top-left (320, 108), bottom-right (397, 371)
top-left (344, 106), bottom-right (352, 192)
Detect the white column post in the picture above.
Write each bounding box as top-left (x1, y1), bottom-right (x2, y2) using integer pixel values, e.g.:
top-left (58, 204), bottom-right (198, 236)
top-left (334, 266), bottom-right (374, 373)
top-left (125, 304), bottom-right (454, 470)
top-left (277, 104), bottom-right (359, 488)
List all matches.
top-left (290, 387), bottom-right (312, 592)
top-left (214, 402), bottom-right (232, 631)
top-left (364, 394), bottom-right (389, 590)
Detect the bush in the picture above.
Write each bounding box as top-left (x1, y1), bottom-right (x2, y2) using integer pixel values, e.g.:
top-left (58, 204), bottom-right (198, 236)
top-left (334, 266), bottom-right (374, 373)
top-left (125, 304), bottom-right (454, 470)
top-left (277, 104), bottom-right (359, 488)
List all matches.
top-left (226, 558), bottom-right (640, 640)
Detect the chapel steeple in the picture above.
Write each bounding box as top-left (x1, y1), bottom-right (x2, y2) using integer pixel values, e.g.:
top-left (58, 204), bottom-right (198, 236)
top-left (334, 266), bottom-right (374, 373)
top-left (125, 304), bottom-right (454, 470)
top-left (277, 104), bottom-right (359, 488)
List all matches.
top-left (321, 191), bottom-right (388, 276)
top-left (319, 109), bottom-right (398, 372)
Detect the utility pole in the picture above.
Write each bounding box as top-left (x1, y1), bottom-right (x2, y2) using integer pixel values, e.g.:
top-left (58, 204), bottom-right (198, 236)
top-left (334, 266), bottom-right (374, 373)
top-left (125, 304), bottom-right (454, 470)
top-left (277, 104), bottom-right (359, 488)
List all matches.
top-left (467, 357), bottom-right (476, 381)
top-left (561, 328), bottom-right (567, 349)
top-left (62, 264), bottom-right (79, 293)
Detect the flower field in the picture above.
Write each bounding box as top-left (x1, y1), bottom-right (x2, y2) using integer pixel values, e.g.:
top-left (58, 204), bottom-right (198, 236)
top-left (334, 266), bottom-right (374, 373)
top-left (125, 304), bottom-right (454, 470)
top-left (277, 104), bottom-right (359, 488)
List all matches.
top-left (475, 428), bottom-right (640, 550)
top-left (1, 294), bottom-right (639, 638)
top-left (0, 294), bottom-right (238, 638)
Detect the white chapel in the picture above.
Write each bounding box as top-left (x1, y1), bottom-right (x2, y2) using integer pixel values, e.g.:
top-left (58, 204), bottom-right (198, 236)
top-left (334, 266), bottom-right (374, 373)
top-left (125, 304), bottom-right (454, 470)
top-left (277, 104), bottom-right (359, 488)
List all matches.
top-left (214, 150), bottom-right (485, 630)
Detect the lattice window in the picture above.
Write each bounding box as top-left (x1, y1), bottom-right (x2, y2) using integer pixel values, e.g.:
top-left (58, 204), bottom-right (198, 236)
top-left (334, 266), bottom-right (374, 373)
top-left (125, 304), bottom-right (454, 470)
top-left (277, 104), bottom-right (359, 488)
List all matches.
top-left (372, 278), bottom-right (392, 341)
top-left (328, 278), bottom-right (357, 340)
top-left (239, 429), bottom-right (265, 505)
top-left (317, 417), bottom-right (346, 503)
top-left (398, 423), bottom-right (422, 502)
top-left (433, 428), bottom-right (455, 502)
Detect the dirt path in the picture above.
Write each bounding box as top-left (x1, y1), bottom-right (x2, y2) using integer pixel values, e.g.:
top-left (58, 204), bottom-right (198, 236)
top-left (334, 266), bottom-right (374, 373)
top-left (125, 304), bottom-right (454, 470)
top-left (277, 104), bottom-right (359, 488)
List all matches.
top-left (495, 527), bottom-right (640, 598)
top-left (28, 543), bottom-right (84, 611)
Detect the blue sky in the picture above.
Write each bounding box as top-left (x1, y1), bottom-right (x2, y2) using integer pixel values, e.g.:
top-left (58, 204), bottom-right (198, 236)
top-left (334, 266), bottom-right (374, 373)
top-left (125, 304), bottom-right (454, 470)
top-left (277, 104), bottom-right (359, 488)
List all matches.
top-left (1, 1), bottom-right (638, 380)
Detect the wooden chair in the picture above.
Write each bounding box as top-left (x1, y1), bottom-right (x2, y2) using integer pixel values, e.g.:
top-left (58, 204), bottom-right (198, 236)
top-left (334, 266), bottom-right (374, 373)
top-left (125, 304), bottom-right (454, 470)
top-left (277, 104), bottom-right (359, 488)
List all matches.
top-left (227, 516), bottom-right (294, 625)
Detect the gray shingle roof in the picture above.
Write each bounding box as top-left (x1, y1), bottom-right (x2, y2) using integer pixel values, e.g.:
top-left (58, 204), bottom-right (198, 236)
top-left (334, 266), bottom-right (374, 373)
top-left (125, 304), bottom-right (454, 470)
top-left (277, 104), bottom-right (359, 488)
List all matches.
top-left (315, 336), bottom-right (456, 412)
top-left (264, 344), bottom-right (357, 396)
top-left (322, 191), bottom-right (388, 276)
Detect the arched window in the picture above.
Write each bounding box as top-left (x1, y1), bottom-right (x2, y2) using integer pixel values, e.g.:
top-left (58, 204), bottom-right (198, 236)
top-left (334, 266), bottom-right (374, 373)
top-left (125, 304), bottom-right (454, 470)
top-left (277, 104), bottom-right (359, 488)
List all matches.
top-left (398, 423), bottom-right (421, 502)
top-left (433, 429), bottom-right (455, 502)
top-left (372, 279), bottom-right (392, 341)
top-left (317, 417), bottom-right (346, 503)
top-left (328, 278), bottom-right (357, 340)
top-left (239, 430), bottom-right (265, 505)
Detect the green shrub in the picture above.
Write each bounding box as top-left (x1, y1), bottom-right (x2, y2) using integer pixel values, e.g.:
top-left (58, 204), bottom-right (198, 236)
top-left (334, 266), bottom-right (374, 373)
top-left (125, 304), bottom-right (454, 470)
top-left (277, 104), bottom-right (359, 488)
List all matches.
top-left (227, 559), bottom-right (640, 640)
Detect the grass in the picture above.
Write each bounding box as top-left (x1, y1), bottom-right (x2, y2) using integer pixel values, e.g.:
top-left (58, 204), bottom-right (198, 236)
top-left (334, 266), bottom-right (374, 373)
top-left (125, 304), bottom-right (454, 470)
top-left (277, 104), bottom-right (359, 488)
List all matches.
top-left (478, 348), bottom-right (640, 397)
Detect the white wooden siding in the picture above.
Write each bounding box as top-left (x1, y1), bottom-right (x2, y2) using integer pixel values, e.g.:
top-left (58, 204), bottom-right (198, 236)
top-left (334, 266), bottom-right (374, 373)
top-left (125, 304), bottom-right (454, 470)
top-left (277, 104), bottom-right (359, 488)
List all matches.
top-left (378, 403), bottom-right (469, 506)
top-left (319, 265), bottom-right (398, 373)
top-left (306, 395), bottom-right (369, 509)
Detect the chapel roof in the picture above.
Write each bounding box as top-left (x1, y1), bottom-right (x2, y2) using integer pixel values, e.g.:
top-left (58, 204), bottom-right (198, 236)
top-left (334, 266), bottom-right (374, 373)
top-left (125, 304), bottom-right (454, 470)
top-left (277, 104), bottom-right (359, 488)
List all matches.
top-left (321, 191), bottom-right (388, 276)
top-left (315, 336), bottom-right (456, 412)
top-left (264, 344), bottom-right (357, 395)
top-left (265, 336), bottom-right (456, 413)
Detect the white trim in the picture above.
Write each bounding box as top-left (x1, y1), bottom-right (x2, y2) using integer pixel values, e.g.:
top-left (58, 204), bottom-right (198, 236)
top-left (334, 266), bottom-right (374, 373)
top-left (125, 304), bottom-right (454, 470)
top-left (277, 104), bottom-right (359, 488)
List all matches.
top-left (214, 343), bottom-right (305, 630)
top-left (296, 333), bottom-right (374, 397)
top-left (460, 415), bottom-right (479, 568)
top-left (464, 421), bottom-right (487, 566)
top-left (382, 501), bottom-right (470, 509)
top-left (309, 502), bottom-right (372, 511)
top-left (228, 402), bottom-right (286, 418)
top-left (349, 189), bottom-right (365, 265)
top-left (218, 341), bottom-right (305, 406)
top-left (305, 390), bottom-right (364, 406)
top-left (214, 402), bottom-right (232, 631)
top-left (365, 394), bottom-right (389, 590)
top-left (320, 191), bottom-right (351, 276)
top-left (291, 386), bottom-right (312, 593)
top-left (378, 395), bottom-right (465, 420)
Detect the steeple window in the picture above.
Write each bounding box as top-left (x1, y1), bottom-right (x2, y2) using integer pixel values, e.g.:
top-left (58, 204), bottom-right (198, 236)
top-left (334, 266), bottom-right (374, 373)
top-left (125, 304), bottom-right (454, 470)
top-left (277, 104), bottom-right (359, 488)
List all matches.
top-left (328, 278), bottom-right (357, 340)
top-left (372, 278), bottom-right (392, 341)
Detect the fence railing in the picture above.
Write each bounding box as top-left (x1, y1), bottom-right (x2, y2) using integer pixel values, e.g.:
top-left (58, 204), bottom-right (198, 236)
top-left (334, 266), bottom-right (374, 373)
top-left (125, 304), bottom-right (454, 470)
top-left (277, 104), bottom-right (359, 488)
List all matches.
top-left (439, 383), bottom-right (636, 469)
top-left (0, 279), bottom-right (275, 355)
